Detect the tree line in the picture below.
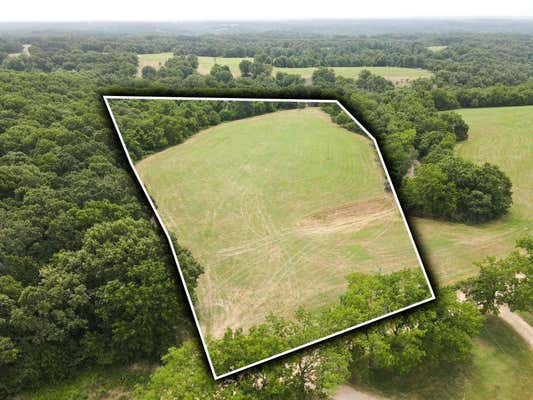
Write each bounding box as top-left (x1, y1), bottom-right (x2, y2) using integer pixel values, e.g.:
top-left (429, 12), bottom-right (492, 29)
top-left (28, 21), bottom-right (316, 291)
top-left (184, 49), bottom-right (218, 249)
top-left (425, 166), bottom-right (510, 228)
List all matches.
top-left (137, 269), bottom-right (480, 399)
top-left (110, 98), bottom-right (302, 161)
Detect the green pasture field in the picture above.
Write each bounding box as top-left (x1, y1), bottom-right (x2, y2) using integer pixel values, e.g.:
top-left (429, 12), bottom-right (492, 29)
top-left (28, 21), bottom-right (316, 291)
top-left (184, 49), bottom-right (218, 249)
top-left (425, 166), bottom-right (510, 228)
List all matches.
top-left (135, 107), bottom-right (424, 337)
top-left (413, 106), bottom-right (533, 285)
top-left (273, 66), bottom-right (433, 85)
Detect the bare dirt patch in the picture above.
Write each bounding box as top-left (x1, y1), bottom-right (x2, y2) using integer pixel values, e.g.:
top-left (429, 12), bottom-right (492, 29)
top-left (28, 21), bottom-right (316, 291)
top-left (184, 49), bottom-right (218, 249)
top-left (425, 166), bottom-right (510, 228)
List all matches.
top-left (298, 196), bottom-right (396, 234)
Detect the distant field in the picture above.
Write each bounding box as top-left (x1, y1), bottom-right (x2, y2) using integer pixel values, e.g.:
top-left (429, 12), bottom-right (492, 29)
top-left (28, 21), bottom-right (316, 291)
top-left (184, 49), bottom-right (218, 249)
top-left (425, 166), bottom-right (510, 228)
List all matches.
top-left (136, 52), bottom-right (174, 76)
top-left (274, 66), bottom-right (433, 85)
top-left (135, 107), bottom-right (423, 337)
top-left (136, 52), bottom-right (432, 84)
top-left (137, 54), bottom-right (251, 77)
top-left (8, 43), bottom-right (31, 58)
top-left (197, 56), bottom-right (253, 76)
top-left (413, 106), bottom-right (533, 285)
top-left (427, 45), bottom-right (447, 52)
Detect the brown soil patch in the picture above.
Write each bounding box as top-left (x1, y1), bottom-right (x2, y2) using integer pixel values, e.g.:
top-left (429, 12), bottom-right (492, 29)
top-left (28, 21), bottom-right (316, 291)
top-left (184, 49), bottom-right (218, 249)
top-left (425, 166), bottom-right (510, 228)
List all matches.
top-left (298, 196), bottom-right (395, 234)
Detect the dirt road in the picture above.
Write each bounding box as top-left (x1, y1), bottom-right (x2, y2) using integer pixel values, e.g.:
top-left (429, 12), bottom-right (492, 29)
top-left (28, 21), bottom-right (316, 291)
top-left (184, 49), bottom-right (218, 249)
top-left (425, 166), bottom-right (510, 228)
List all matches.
top-left (499, 305), bottom-right (533, 347)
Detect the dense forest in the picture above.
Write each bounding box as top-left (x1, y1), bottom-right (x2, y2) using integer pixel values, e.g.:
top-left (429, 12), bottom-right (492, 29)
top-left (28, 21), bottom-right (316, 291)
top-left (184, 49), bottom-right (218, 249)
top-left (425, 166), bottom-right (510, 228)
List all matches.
top-left (0, 22), bottom-right (531, 398)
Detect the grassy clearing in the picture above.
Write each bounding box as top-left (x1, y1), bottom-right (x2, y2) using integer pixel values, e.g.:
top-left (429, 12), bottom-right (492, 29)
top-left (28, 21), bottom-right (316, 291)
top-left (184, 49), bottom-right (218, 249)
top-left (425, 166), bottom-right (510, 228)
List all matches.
top-left (354, 316), bottom-right (533, 400)
top-left (136, 107), bottom-right (423, 337)
top-left (197, 56), bottom-right (253, 76)
top-left (8, 44), bottom-right (31, 58)
top-left (16, 364), bottom-right (153, 400)
top-left (136, 52), bottom-right (432, 84)
top-left (273, 66), bottom-right (433, 85)
top-left (427, 45), bottom-right (447, 52)
top-left (412, 106), bottom-right (533, 286)
top-left (136, 52), bottom-right (174, 76)
top-left (137, 53), bottom-right (251, 77)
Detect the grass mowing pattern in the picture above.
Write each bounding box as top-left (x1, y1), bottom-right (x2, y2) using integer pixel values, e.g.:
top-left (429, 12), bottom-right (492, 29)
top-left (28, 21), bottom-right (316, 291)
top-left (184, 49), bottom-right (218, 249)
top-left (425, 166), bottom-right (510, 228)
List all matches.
top-left (136, 107), bottom-right (422, 337)
top-left (413, 105), bottom-right (533, 285)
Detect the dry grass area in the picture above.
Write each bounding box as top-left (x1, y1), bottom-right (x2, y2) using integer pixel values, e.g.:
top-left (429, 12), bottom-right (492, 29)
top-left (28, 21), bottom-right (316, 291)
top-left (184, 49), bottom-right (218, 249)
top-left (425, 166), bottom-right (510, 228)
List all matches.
top-left (136, 52), bottom-right (174, 76)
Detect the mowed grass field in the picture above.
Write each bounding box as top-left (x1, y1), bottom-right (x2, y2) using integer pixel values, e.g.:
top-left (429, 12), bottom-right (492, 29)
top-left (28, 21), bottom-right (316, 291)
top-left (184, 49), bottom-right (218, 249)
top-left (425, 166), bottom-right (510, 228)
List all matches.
top-left (273, 66), bottom-right (433, 85)
top-left (412, 106), bottom-right (533, 285)
top-left (135, 107), bottom-right (425, 337)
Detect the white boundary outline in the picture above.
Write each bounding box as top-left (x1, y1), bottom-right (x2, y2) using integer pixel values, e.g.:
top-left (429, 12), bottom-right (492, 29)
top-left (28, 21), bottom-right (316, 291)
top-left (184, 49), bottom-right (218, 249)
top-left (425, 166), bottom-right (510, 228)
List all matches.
top-left (103, 95), bottom-right (436, 380)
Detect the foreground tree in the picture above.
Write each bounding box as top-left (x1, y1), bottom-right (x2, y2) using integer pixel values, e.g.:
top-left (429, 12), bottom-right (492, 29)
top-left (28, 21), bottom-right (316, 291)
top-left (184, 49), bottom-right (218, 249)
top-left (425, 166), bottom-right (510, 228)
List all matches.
top-left (464, 236), bottom-right (532, 314)
top-left (402, 156), bottom-right (512, 223)
top-left (139, 337), bottom-right (351, 400)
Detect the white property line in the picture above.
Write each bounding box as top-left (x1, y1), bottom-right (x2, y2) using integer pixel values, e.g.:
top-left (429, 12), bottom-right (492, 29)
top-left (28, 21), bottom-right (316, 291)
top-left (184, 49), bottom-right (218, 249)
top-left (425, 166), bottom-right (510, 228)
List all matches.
top-left (103, 95), bottom-right (436, 380)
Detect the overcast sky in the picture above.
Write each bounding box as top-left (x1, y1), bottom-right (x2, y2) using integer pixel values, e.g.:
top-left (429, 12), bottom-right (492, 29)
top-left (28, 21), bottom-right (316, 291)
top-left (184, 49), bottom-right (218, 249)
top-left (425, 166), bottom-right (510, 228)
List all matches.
top-left (1, 0), bottom-right (532, 21)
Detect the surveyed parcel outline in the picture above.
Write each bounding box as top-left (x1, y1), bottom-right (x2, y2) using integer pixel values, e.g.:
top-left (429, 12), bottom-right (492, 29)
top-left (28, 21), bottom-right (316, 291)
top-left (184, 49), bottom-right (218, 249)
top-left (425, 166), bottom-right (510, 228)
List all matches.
top-left (103, 96), bottom-right (436, 380)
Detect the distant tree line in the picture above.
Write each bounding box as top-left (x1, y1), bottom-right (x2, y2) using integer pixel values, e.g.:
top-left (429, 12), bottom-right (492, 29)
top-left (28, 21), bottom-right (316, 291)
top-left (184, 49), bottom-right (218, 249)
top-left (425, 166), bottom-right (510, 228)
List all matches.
top-left (432, 82), bottom-right (533, 110)
top-left (3, 32), bottom-right (532, 89)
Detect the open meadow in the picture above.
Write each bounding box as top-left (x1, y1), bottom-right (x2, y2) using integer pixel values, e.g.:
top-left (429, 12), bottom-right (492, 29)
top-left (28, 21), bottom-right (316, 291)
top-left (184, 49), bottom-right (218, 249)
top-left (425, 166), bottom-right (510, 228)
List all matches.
top-left (197, 56), bottom-right (253, 76)
top-left (136, 52), bottom-right (432, 84)
top-left (135, 107), bottom-right (425, 337)
top-left (273, 66), bottom-right (433, 85)
top-left (413, 105), bottom-right (533, 285)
